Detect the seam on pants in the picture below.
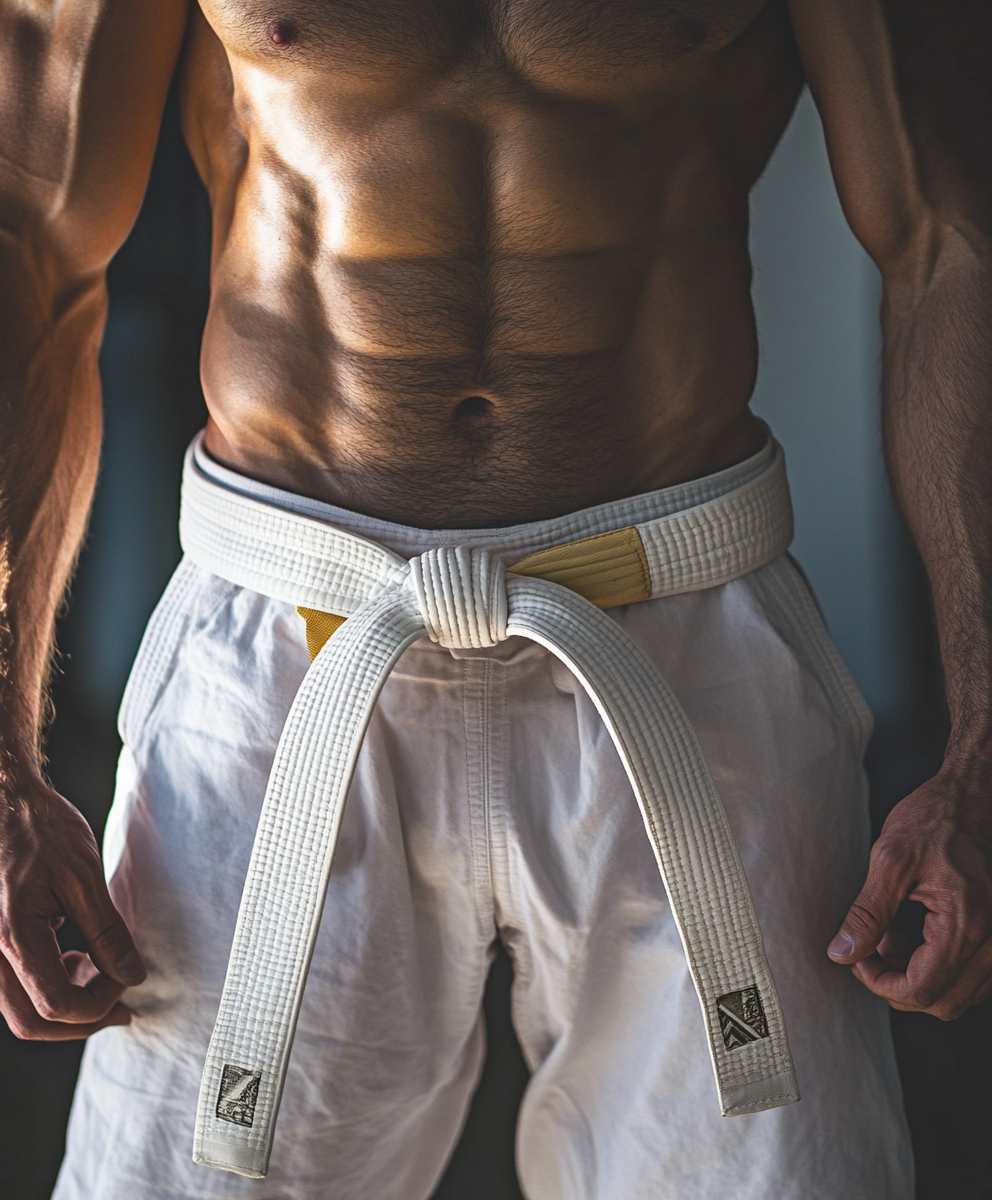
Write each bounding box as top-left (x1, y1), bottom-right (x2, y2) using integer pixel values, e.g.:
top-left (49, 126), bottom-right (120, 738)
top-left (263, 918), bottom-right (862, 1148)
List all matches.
top-left (757, 556), bottom-right (874, 754)
top-left (494, 652), bottom-right (557, 1078)
top-left (486, 657), bottom-right (513, 928)
top-left (118, 557), bottom-right (201, 746)
top-left (463, 657), bottom-right (496, 935)
top-left (493, 654), bottom-right (541, 1075)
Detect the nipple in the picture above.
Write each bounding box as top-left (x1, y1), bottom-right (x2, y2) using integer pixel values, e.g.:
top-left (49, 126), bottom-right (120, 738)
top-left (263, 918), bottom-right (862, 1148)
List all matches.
top-left (267, 19), bottom-right (299, 46)
top-left (675, 17), bottom-right (709, 52)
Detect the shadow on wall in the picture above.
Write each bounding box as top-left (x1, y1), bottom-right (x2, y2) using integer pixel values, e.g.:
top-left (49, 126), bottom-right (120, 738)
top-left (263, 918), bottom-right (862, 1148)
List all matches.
top-left (0, 89), bottom-right (989, 1200)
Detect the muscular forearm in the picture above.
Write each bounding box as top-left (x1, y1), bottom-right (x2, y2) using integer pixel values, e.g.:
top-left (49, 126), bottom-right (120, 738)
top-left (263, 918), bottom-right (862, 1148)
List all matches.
top-left (824, 222), bottom-right (992, 1018)
top-left (0, 0), bottom-right (187, 775)
top-left (882, 223), bottom-right (992, 757)
top-left (784, 0), bottom-right (992, 1018)
top-left (0, 236), bottom-right (104, 778)
top-left (0, 0), bottom-right (187, 1041)
top-left (0, 233), bottom-right (151, 1039)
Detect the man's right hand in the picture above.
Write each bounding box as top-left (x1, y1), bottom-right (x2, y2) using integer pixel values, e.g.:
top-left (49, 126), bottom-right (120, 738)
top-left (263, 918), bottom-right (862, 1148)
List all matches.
top-left (0, 774), bottom-right (145, 1040)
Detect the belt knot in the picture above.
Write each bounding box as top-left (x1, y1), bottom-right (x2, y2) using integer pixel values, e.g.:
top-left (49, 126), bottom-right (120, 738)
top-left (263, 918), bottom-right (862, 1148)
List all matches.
top-left (408, 546), bottom-right (508, 649)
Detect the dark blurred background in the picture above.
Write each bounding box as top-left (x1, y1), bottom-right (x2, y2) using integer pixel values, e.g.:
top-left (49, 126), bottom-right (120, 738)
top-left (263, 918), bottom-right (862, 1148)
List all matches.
top-left (1, 88), bottom-right (990, 1199)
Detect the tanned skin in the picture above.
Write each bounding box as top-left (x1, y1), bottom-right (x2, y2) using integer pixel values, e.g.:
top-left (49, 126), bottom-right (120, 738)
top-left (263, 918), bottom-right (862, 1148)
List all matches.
top-left (0, 0), bottom-right (989, 1046)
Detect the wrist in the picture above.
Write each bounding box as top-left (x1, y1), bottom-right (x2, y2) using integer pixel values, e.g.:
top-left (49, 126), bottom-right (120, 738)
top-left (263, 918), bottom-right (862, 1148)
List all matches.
top-left (0, 723), bottom-right (43, 794)
top-left (0, 658), bottom-right (44, 788)
top-left (943, 715), bottom-right (992, 774)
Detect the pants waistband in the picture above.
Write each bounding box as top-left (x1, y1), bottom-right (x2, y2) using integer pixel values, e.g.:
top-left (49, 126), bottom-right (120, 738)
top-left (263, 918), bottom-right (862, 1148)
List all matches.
top-left (181, 430), bottom-right (792, 621)
top-left (191, 429), bottom-right (776, 560)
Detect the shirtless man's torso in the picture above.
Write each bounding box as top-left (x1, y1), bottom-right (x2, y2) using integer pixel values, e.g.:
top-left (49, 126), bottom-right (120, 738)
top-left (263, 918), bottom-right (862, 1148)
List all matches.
top-left (188, 0), bottom-right (796, 524)
top-left (1, 1), bottom-right (991, 1196)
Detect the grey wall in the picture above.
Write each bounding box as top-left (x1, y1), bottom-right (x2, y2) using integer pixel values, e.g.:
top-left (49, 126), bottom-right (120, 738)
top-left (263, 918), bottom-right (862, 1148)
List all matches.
top-left (750, 89), bottom-right (916, 730)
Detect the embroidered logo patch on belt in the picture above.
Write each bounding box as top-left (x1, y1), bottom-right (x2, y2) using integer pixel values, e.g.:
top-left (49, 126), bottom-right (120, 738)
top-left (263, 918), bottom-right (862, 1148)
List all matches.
top-left (717, 986), bottom-right (769, 1050)
top-left (216, 1064), bottom-right (262, 1127)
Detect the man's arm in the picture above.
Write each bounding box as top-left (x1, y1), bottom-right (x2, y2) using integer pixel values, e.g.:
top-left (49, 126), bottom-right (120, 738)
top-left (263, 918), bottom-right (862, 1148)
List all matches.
top-left (788, 0), bottom-right (992, 1017)
top-left (0, 0), bottom-right (188, 1038)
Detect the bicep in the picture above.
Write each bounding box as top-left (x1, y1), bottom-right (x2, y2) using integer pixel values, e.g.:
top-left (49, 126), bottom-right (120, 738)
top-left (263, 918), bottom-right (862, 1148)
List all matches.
top-left (787, 0), bottom-right (992, 271)
top-left (0, 0), bottom-right (189, 278)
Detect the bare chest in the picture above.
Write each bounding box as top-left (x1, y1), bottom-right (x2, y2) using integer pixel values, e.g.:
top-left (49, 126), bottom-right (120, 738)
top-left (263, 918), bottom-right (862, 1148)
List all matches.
top-left (200, 0), bottom-right (772, 93)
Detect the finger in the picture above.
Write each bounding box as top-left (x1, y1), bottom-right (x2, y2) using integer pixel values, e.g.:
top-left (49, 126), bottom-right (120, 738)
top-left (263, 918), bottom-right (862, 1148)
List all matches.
top-left (920, 955), bottom-right (992, 1019)
top-left (828, 839), bottom-right (915, 964)
top-left (859, 939), bottom-right (992, 1019)
top-left (1, 913), bottom-right (127, 1025)
top-left (60, 873), bottom-right (146, 988)
top-left (851, 907), bottom-right (971, 1010)
top-left (61, 949), bottom-right (113, 989)
top-left (0, 951), bottom-right (132, 1041)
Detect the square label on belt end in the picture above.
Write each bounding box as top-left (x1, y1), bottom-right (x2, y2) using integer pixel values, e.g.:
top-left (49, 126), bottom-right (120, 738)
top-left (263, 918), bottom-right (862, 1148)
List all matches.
top-left (216, 1064), bottom-right (262, 1127)
top-left (717, 986), bottom-right (769, 1050)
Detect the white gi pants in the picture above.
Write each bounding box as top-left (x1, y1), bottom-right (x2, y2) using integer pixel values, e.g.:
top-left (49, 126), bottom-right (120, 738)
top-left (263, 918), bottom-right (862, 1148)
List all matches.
top-left (55, 454), bottom-right (913, 1200)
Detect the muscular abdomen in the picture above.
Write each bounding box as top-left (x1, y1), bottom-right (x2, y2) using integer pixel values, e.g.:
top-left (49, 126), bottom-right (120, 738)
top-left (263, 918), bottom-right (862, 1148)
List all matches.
top-left (183, 0), bottom-right (802, 525)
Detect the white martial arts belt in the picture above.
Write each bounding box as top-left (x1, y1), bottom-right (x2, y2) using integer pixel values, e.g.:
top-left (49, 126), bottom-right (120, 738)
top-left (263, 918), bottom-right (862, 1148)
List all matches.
top-left (184, 443), bottom-right (801, 1178)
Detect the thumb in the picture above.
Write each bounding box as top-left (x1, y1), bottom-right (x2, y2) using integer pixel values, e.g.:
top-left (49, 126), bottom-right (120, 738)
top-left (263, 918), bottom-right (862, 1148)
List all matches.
top-left (827, 843), bottom-right (913, 964)
top-left (68, 881), bottom-right (147, 987)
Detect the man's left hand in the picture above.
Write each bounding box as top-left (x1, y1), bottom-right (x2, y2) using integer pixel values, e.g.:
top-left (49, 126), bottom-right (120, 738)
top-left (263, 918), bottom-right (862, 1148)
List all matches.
top-left (828, 760), bottom-right (992, 1019)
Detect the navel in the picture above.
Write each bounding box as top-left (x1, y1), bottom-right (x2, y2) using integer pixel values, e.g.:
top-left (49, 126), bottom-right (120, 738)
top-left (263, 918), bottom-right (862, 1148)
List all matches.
top-left (455, 396), bottom-right (496, 419)
top-left (266, 18), bottom-right (299, 47)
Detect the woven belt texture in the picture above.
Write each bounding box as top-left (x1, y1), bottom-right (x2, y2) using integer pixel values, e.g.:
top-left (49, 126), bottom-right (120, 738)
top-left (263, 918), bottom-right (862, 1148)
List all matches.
top-left (182, 442), bottom-right (800, 1177)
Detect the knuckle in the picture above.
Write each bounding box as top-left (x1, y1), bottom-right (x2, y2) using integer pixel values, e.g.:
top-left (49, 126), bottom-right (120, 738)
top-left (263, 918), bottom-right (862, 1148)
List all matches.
top-left (844, 901), bottom-right (882, 935)
top-left (926, 990), bottom-right (967, 1020)
top-left (904, 983), bottom-right (941, 1010)
top-left (34, 995), bottom-right (69, 1023)
top-left (962, 919), bottom-right (988, 955)
top-left (3, 1006), bottom-right (40, 1040)
top-left (870, 838), bottom-right (912, 877)
top-left (59, 865), bottom-right (107, 912)
top-left (0, 919), bottom-right (18, 958)
top-left (87, 919), bottom-right (128, 953)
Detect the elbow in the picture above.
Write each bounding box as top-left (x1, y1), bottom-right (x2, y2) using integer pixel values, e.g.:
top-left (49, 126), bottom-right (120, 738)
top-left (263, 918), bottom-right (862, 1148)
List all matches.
top-left (871, 211), bottom-right (991, 313)
top-left (855, 199), bottom-right (941, 283)
top-left (0, 208), bottom-right (107, 329)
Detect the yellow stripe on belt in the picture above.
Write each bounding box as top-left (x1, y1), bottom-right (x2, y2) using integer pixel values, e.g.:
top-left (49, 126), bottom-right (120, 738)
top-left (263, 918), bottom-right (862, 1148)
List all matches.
top-left (298, 524), bottom-right (651, 661)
